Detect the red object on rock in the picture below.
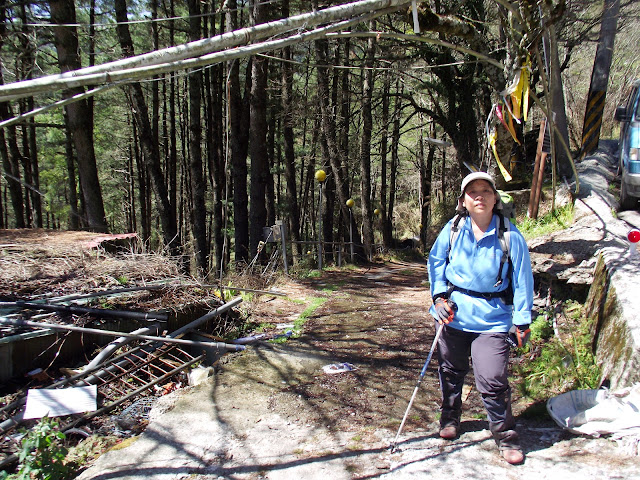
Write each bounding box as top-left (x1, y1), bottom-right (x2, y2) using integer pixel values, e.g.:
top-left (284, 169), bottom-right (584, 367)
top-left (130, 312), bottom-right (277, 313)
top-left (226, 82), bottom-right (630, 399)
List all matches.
top-left (628, 230), bottom-right (640, 243)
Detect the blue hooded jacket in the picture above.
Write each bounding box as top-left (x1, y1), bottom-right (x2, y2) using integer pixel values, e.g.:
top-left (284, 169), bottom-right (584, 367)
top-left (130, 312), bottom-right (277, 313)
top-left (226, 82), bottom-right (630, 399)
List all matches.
top-left (428, 214), bottom-right (534, 332)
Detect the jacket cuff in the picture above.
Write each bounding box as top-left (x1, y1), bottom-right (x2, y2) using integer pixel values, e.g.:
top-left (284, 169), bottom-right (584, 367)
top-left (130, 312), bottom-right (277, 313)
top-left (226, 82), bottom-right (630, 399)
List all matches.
top-left (432, 292), bottom-right (448, 302)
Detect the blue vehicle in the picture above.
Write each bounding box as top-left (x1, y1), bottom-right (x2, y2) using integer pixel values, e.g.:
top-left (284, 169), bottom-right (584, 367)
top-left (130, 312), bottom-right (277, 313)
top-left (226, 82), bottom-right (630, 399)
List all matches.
top-left (614, 79), bottom-right (640, 210)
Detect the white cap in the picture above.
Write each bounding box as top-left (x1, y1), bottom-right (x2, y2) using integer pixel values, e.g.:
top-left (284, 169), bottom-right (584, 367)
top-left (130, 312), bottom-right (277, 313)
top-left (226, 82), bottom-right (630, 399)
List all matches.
top-left (457, 171), bottom-right (502, 211)
top-left (459, 171), bottom-right (497, 197)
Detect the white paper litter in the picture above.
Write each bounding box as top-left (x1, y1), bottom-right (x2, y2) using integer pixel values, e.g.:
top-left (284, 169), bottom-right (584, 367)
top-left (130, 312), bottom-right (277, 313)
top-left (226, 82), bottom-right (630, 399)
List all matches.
top-left (547, 383), bottom-right (640, 449)
top-left (322, 363), bottom-right (357, 374)
top-left (23, 385), bottom-right (98, 419)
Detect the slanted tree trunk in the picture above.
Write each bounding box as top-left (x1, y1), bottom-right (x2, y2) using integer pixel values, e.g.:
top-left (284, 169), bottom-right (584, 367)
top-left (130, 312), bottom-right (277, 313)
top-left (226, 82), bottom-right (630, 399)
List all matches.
top-left (50, 0), bottom-right (108, 233)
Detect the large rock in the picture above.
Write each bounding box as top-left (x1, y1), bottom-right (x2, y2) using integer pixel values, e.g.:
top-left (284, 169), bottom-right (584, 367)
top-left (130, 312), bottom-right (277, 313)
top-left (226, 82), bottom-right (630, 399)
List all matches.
top-left (573, 140), bottom-right (640, 389)
top-left (585, 249), bottom-right (640, 389)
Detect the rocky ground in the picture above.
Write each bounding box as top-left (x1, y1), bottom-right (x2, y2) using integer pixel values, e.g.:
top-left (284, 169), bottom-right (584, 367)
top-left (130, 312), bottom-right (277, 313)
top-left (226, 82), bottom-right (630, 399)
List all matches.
top-left (70, 261), bottom-right (639, 480)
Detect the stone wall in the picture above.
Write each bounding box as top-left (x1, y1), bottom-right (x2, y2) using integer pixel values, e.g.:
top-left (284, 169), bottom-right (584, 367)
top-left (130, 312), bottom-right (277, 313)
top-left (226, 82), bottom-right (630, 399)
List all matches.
top-left (585, 254), bottom-right (640, 389)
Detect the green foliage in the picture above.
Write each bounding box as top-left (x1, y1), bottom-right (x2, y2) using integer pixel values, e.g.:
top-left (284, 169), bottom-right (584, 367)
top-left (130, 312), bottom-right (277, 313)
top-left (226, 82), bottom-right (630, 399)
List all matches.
top-left (517, 203), bottom-right (574, 240)
top-left (2, 417), bottom-right (75, 480)
top-left (303, 269), bottom-right (323, 279)
top-left (214, 283), bottom-right (246, 302)
top-left (530, 313), bottom-right (554, 341)
top-left (514, 301), bottom-right (600, 403)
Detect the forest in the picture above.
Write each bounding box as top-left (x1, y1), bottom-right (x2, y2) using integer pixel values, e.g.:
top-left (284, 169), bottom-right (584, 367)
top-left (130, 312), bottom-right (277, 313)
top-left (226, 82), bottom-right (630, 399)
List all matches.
top-left (0, 0), bottom-right (638, 279)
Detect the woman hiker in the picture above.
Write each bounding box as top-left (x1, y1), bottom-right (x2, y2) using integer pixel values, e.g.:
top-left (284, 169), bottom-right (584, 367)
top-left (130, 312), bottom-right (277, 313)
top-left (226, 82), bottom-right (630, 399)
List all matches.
top-left (427, 171), bottom-right (534, 465)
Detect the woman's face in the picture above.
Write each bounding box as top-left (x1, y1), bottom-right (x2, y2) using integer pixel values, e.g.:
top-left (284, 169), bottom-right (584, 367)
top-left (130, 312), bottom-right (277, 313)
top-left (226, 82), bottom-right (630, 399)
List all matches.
top-left (463, 179), bottom-right (497, 215)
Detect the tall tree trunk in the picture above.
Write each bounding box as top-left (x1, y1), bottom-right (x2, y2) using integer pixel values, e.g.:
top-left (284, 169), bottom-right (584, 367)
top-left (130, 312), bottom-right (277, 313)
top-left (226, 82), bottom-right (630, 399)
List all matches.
top-left (88, 0), bottom-right (95, 116)
top-left (19, 114), bottom-right (33, 228)
top-left (62, 109), bottom-right (79, 230)
top-left (114, 0), bottom-right (179, 254)
top-left (0, 4), bottom-right (25, 229)
top-left (281, 3), bottom-right (300, 263)
top-left (50, 0), bottom-right (108, 232)
top-left (131, 119), bottom-right (150, 242)
top-left (26, 102), bottom-right (41, 227)
top-left (226, 0), bottom-right (250, 264)
top-left (19, 4), bottom-right (42, 228)
top-left (127, 140), bottom-right (136, 233)
top-left (151, 0), bottom-right (159, 154)
top-left (541, 2), bottom-right (572, 179)
top-left (389, 83), bottom-right (400, 244)
top-left (337, 38), bottom-right (353, 251)
top-left (248, 1), bottom-right (269, 258)
top-left (168, 0), bottom-right (178, 237)
top-left (203, 6), bottom-right (225, 277)
top-left (0, 116), bottom-right (24, 228)
top-left (420, 120), bottom-right (435, 248)
top-left (266, 111), bottom-right (276, 228)
top-left (187, 0), bottom-right (209, 275)
top-left (380, 72), bottom-right (391, 247)
top-left (359, 23), bottom-right (376, 257)
top-left (314, 39), bottom-right (364, 258)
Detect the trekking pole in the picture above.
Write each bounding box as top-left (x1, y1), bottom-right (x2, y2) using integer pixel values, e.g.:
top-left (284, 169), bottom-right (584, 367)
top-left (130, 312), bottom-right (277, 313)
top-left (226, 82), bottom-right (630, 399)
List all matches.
top-left (390, 322), bottom-right (444, 453)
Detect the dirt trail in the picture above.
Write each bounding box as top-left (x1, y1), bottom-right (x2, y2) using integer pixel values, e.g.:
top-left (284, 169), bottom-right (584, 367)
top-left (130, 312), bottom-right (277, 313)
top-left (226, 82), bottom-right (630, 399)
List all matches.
top-left (76, 261), bottom-right (639, 480)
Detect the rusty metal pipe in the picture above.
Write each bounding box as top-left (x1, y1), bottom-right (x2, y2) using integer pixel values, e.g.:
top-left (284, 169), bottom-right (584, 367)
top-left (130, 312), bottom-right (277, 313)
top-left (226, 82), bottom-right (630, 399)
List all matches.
top-left (7, 301), bottom-right (168, 321)
top-left (0, 318), bottom-right (245, 352)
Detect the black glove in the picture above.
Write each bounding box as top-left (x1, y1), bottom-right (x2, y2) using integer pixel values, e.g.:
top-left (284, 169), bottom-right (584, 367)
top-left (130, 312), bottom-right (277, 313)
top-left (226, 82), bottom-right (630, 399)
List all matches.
top-left (508, 324), bottom-right (531, 348)
top-left (433, 297), bottom-right (456, 324)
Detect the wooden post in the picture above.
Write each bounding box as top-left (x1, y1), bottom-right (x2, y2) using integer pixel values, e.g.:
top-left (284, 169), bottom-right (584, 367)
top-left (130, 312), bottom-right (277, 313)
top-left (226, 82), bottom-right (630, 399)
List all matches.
top-left (528, 118), bottom-right (548, 219)
top-left (278, 221), bottom-right (288, 274)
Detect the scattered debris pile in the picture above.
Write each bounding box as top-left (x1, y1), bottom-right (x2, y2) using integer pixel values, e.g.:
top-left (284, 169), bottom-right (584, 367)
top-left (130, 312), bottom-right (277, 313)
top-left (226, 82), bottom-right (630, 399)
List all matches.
top-left (0, 229), bottom-right (258, 471)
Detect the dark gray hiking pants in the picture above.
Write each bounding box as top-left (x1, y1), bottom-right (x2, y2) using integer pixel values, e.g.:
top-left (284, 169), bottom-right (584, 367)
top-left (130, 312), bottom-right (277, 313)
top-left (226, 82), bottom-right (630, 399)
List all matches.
top-left (436, 324), bottom-right (520, 449)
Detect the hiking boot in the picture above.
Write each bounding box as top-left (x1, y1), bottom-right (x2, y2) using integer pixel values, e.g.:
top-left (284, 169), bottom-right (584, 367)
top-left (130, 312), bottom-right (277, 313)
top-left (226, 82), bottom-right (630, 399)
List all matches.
top-left (501, 448), bottom-right (524, 465)
top-left (439, 424), bottom-right (459, 440)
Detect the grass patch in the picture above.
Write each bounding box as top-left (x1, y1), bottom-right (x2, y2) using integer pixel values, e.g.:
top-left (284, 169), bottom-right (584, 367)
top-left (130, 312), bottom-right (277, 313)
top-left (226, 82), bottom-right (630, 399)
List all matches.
top-left (270, 296), bottom-right (327, 342)
top-left (318, 284), bottom-right (339, 293)
top-left (513, 300), bottom-right (600, 404)
top-left (517, 203), bottom-right (574, 240)
top-left (468, 412), bottom-right (486, 419)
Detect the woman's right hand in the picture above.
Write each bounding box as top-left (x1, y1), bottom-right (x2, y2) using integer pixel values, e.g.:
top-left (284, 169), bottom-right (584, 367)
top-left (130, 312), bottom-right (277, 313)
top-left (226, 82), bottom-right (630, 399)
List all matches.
top-left (434, 297), bottom-right (456, 324)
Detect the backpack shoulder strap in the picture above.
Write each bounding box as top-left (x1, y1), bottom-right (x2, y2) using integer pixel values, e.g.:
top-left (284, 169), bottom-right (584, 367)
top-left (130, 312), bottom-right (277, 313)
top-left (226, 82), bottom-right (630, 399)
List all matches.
top-left (494, 213), bottom-right (512, 287)
top-left (447, 214), bottom-right (465, 262)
